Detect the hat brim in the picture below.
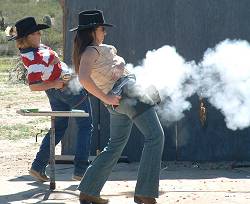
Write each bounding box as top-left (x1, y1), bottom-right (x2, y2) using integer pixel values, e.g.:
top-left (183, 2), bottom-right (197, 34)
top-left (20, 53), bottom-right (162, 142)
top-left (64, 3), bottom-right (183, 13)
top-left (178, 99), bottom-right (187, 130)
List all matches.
top-left (8, 23), bottom-right (49, 41)
top-left (69, 23), bottom-right (113, 32)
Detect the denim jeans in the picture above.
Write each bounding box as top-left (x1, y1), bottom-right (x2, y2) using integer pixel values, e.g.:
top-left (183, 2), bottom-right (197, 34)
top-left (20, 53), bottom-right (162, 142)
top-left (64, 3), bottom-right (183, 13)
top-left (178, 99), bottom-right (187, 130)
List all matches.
top-left (31, 87), bottom-right (93, 176)
top-left (78, 97), bottom-right (164, 198)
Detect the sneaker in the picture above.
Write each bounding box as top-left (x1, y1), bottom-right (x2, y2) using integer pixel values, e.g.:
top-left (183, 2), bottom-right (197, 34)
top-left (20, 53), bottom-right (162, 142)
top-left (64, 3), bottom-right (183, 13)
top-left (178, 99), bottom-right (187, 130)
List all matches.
top-left (29, 168), bottom-right (49, 182)
top-left (72, 174), bottom-right (83, 181)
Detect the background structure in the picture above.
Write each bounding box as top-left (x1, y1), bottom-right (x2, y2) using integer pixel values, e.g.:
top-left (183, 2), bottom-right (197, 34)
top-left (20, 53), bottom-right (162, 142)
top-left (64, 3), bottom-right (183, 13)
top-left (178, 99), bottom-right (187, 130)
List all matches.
top-left (61, 0), bottom-right (250, 162)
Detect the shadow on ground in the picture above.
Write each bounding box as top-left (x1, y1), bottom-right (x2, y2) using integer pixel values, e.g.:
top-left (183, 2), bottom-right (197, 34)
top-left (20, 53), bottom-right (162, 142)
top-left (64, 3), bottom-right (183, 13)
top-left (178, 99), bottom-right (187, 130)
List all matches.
top-left (2, 162), bottom-right (250, 203)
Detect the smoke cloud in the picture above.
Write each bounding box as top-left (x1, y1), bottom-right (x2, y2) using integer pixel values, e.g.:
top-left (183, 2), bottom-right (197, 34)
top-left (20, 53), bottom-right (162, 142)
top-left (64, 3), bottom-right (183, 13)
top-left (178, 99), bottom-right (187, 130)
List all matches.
top-left (126, 45), bottom-right (199, 124)
top-left (61, 62), bottom-right (83, 95)
top-left (127, 39), bottom-right (250, 130)
top-left (199, 39), bottom-right (250, 130)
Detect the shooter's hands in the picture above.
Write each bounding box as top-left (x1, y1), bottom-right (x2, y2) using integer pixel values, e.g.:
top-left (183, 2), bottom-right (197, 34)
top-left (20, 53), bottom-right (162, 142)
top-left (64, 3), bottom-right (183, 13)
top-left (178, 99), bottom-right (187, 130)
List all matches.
top-left (103, 94), bottom-right (121, 106)
top-left (111, 62), bottom-right (125, 81)
top-left (50, 56), bottom-right (60, 65)
top-left (53, 80), bottom-right (65, 89)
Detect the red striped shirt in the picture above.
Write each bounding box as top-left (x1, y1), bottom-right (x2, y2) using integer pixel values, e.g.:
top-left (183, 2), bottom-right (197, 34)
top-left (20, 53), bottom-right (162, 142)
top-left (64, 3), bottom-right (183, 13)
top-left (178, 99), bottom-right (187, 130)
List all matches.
top-left (20, 44), bottom-right (63, 85)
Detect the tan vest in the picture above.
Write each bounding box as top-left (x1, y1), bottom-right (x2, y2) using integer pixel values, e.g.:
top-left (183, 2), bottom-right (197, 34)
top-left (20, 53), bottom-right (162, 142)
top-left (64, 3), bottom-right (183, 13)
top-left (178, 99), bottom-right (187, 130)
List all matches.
top-left (89, 44), bottom-right (130, 94)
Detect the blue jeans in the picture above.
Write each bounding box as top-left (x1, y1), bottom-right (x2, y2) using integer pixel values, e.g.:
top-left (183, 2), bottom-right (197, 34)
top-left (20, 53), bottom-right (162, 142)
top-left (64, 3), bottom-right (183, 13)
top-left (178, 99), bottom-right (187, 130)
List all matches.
top-left (31, 87), bottom-right (93, 176)
top-left (78, 98), bottom-right (164, 198)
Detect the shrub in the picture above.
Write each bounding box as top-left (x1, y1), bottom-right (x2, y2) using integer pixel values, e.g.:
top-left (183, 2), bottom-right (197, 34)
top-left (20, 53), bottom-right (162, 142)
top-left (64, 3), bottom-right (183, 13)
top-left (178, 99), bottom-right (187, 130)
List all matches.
top-left (0, 31), bottom-right (17, 56)
top-left (8, 57), bottom-right (27, 84)
top-left (0, 0), bottom-right (63, 56)
top-left (42, 28), bottom-right (63, 54)
top-left (0, 31), bottom-right (6, 43)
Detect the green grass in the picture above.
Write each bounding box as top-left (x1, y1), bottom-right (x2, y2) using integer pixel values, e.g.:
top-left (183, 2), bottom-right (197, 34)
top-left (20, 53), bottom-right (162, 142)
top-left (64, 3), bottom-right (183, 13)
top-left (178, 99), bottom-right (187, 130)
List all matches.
top-left (0, 57), bottom-right (16, 72)
top-left (0, 123), bottom-right (49, 140)
top-left (0, 0), bottom-right (63, 54)
top-left (0, 72), bottom-right (50, 140)
top-left (0, 114), bottom-right (50, 140)
top-left (0, 0), bottom-right (62, 24)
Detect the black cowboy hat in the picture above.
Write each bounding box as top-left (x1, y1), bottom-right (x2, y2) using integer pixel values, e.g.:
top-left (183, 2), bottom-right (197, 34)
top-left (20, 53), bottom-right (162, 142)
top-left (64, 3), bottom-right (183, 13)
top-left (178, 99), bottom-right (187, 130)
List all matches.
top-left (69, 10), bottom-right (113, 32)
top-left (8, 16), bottom-right (49, 41)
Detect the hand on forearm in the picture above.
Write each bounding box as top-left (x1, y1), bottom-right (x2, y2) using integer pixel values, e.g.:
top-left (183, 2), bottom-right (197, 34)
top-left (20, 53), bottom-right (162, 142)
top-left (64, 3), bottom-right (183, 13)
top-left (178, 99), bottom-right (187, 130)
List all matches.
top-left (50, 56), bottom-right (60, 65)
top-left (79, 76), bottom-right (121, 105)
top-left (103, 94), bottom-right (121, 105)
top-left (29, 80), bottom-right (64, 91)
top-left (79, 77), bottom-right (106, 100)
top-left (111, 64), bottom-right (125, 81)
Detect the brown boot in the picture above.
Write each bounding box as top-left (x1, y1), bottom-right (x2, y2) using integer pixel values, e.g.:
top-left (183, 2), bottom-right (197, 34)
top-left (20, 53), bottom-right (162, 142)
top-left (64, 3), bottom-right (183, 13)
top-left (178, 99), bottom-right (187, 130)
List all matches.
top-left (72, 174), bottom-right (83, 181)
top-left (134, 195), bottom-right (157, 204)
top-left (29, 168), bottom-right (49, 182)
top-left (79, 193), bottom-right (109, 204)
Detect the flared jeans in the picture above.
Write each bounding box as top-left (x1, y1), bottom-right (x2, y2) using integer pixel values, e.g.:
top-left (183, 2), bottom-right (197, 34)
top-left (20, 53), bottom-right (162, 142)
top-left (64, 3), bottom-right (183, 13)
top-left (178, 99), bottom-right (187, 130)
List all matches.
top-left (78, 98), bottom-right (164, 197)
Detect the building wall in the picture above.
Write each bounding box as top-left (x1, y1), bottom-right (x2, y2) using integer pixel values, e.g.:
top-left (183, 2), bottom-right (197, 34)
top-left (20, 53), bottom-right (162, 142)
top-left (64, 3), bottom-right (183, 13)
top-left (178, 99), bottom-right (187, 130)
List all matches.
top-left (62, 0), bottom-right (250, 161)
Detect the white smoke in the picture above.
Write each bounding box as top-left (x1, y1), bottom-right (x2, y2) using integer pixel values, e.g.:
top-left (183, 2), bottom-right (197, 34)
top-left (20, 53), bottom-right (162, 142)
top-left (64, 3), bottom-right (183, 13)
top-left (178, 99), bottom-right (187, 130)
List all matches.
top-left (67, 76), bottom-right (83, 94)
top-left (199, 39), bottom-right (250, 130)
top-left (126, 45), bottom-right (199, 124)
top-left (61, 62), bottom-right (83, 94)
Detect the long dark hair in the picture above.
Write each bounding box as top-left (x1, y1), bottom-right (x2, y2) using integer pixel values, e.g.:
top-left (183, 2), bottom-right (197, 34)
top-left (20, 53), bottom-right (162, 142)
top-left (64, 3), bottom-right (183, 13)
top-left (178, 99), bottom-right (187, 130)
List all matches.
top-left (72, 28), bottom-right (96, 73)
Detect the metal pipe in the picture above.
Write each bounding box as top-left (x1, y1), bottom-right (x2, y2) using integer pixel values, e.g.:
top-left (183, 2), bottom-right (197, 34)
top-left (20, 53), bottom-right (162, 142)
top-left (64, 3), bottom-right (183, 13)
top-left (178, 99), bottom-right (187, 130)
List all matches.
top-left (96, 99), bottom-right (101, 156)
top-left (175, 121), bottom-right (178, 161)
top-left (50, 116), bottom-right (56, 190)
top-left (16, 109), bottom-right (89, 190)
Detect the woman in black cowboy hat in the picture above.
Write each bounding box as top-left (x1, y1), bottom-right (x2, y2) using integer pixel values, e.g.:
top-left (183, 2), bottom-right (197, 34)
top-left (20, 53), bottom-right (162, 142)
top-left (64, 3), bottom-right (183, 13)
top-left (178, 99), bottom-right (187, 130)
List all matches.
top-left (9, 16), bottom-right (93, 182)
top-left (72, 10), bottom-right (164, 204)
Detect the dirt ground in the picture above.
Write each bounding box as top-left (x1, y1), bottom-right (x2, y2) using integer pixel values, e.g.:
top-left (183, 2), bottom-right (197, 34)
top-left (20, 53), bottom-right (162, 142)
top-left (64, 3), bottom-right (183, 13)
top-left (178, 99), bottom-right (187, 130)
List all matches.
top-left (2, 140), bottom-right (250, 204)
top-left (0, 138), bottom-right (62, 177)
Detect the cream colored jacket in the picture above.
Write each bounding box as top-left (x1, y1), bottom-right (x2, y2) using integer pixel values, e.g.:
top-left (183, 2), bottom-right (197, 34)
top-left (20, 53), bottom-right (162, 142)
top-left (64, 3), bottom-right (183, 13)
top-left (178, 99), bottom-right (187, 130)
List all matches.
top-left (89, 44), bottom-right (129, 94)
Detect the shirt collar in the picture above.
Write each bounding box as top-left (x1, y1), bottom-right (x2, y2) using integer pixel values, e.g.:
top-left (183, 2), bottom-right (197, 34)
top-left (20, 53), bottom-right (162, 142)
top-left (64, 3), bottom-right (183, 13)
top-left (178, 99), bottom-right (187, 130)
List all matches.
top-left (19, 47), bottom-right (38, 54)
